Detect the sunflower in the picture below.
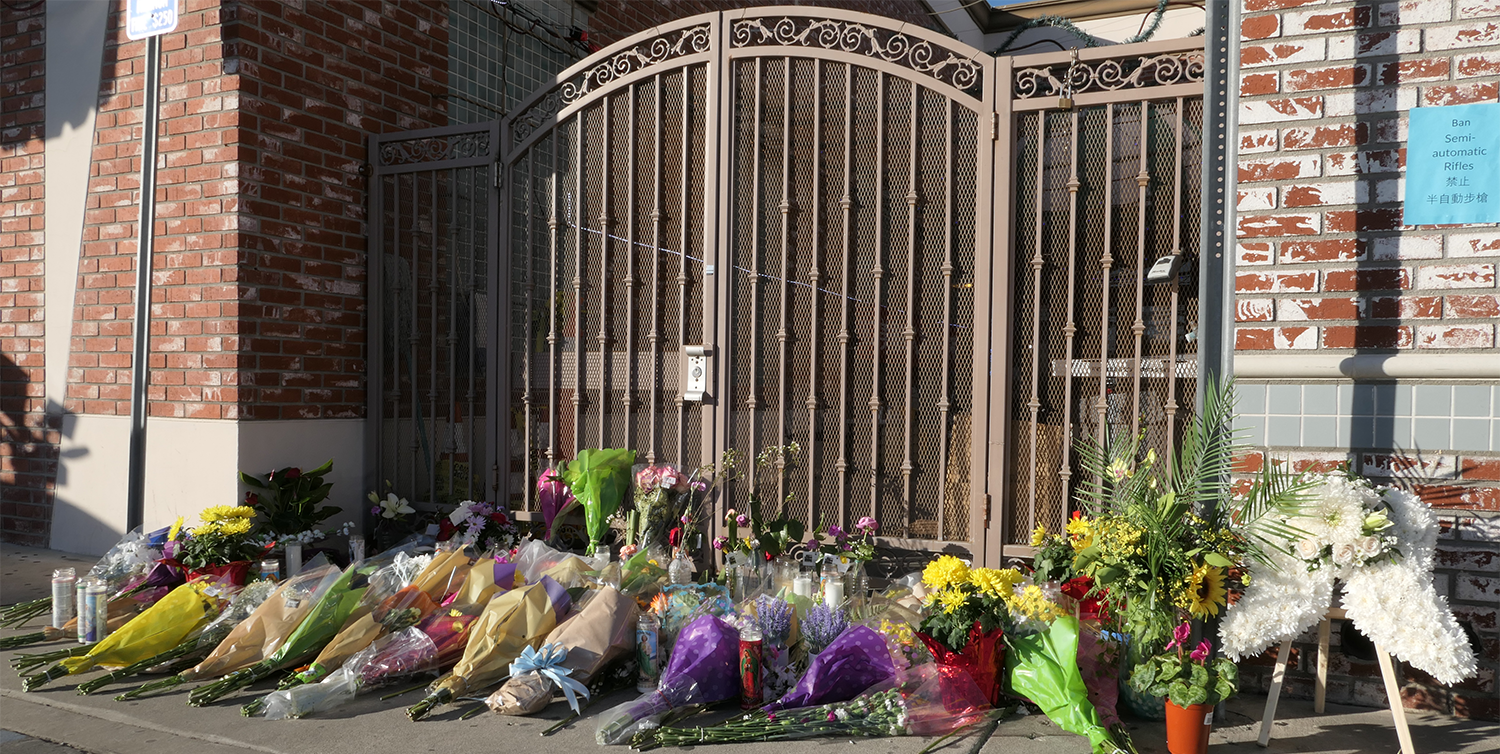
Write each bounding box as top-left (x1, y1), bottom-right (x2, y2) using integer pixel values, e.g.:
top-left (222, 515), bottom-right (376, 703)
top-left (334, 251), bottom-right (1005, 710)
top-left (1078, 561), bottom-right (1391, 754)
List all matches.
top-left (921, 555), bottom-right (970, 591)
top-left (1185, 563), bottom-right (1228, 618)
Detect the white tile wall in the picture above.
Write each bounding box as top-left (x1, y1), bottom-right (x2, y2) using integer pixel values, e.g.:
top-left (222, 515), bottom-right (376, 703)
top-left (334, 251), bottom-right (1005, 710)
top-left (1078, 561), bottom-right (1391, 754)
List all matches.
top-left (1233, 382), bottom-right (1500, 452)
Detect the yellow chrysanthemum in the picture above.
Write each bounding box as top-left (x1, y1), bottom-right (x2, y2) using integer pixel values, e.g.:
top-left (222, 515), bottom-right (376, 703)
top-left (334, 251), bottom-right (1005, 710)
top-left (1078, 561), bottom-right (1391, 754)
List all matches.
top-left (200, 505), bottom-right (254, 524)
top-left (1029, 525), bottom-right (1048, 548)
top-left (1007, 584), bottom-right (1066, 623)
top-left (1185, 564), bottom-right (1228, 618)
top-left (167, 516), bottom-right (185, 542)
top-left (969, 567), bottom-right (1024, 598)
top-left (1065, 515), bottom-right (1094, 550)
top-left (215, 518), bottom-right (253, 537)
top-left (936, 588), bottom-right (969, 615)
top-left (921, 555), bottom-right (970, 591)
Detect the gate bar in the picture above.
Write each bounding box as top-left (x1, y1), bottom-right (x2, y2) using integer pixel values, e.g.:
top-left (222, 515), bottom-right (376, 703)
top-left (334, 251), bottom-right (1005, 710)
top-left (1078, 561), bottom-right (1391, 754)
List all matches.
top-left (902, 79), bottom-right (920, 535)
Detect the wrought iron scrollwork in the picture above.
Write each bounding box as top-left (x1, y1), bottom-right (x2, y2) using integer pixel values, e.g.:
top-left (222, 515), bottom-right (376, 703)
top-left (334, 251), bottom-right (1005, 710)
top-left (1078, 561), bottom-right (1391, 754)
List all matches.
top-left (378, 130), bottom-right (492, 166)
top-left (1013, 50), bottom-right (1204, 99)
top-left (512, 24), bottom-right (712, 144)
top-left (730, 17), bottom-right (983, 97)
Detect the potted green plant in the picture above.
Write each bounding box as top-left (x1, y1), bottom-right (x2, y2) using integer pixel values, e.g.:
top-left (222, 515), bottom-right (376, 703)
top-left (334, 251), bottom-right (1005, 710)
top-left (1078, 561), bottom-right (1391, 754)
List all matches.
top-left (1129, 621), bottom-right (1238, 754)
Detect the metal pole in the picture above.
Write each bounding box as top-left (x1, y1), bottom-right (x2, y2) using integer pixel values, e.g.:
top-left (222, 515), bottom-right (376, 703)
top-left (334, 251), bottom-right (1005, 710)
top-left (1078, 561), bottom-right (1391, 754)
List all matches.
top-left (126, 34), bottom-right (162, 531)
top-left (1197, 0), bottom-right (1236, 411)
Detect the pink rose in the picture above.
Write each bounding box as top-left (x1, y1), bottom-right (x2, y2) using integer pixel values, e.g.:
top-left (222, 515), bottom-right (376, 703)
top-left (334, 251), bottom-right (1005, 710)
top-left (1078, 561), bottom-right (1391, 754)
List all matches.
top-left (658, 467), bottom-right (685, 492)
top-left (636, 466), bottom-right (662, 490)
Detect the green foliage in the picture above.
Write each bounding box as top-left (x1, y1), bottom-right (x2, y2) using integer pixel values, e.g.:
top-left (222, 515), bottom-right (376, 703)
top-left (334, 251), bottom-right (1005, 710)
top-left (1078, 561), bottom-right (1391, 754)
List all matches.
top-left (240, 460), bottom-right (338, 538)
top-left (1130, 648), bottom-right (1238, 708)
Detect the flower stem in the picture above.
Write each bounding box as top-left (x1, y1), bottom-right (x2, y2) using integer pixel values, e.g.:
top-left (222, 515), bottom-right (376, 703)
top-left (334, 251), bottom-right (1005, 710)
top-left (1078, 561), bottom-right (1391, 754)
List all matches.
top-left (115, 674), bottom-right (186, 700)
top-left (406, 687), bottom-right (452, 721)
top-left (21, 665), bottom-right (69, 692)
top-left (379, 681), bottom-right (429, 701)
top-left (77, 642), bottom-right (201, 695)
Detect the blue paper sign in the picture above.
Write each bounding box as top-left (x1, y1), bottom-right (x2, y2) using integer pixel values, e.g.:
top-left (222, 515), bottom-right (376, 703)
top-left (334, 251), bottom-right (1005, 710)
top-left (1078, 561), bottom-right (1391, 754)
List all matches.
top-left (126, 0), bottom-right (178, 40)
top-left (1404, 103), bottom-right (1500, 226)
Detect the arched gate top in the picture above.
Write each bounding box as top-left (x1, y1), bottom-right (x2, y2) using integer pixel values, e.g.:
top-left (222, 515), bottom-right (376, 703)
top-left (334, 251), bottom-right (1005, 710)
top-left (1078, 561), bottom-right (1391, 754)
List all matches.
top-left (503, 7), bottom-right (994, 159)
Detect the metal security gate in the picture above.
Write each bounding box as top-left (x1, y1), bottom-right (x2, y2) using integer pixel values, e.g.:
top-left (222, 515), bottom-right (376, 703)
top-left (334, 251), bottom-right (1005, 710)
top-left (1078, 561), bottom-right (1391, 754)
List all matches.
top-left (368, 9), bottom-right (1205, 566)
top-left (499, 9), bottom-right (995, 559)
top-left (997, 41), bottom-right (1205, 554)
top-left (367, 124), bottom-right (499, 508)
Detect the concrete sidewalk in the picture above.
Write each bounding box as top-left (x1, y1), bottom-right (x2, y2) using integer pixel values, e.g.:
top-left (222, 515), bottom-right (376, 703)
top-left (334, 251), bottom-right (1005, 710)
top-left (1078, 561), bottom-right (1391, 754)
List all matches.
top-left (3, 544), bottom-right (1495, 754)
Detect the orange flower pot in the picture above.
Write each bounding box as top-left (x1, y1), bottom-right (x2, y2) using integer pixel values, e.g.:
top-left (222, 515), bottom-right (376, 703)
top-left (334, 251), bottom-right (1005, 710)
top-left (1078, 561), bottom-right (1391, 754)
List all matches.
top-left (1164, 700), bottom-right (1213, 754)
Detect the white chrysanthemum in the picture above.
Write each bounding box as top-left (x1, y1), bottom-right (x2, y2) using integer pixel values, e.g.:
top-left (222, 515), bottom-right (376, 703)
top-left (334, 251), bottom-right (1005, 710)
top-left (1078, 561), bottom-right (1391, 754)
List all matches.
top-left (1221, 480), bottom-right (1475, 685)
top-left (1219, 545), bottom-right (1334, 660)
top-left (1293, 475), bottom-right (1375, 553)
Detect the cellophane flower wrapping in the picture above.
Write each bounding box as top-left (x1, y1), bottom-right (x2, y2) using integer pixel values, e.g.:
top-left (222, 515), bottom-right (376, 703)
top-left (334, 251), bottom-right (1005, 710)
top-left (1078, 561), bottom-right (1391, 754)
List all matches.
top-left (287, 552), bottom-right (434, 685)
top-left (653, 663), bottom-right (995, 745)
top-left (915, 621), bottom-right (1005, 707)
top-left (258, 620), bottom-right (460, 720)
top-left (1076, 628), bottom-right (1122, 729)
top-left (560, 448), bottom-right (637, 556)
top-left (89, 527), bottom-right (160, 595)
top-left (59, 579), bottom-right (230, 676)
top-left (179, 557), bottom-right (342, 681)
top-left (487, 585), bottom-right (640, 715)
top-left (764, 624), bottom-right (895, 712)
top-left (427, 578), bottom-right (566, 699)
top-left (595, 614), bottom-right (740, 745)
top-left (1008, 615), bottom-right (1127, 754)
top-left (538, 467), bottom-right (577, 541)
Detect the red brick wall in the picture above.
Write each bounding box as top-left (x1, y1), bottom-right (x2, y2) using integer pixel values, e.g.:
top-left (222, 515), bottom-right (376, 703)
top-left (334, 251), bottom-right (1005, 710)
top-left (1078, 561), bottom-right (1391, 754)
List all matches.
top-left (586, 0), bottom-right (943, 48)
top-left (61, 0), bottom-right (449, 425)
top-left (1234, 0), bottom-right (1500, 722)
top-left (69, 0), bottom-right (240, 420)
top-left (1, 2), bottom-right (52, 547)
top-left (225, 0), bottom-right (448, 420)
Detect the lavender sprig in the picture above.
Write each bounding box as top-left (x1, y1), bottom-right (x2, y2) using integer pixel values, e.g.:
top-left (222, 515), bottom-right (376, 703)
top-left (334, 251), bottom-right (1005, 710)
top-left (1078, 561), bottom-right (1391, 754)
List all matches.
top-left (755, 596), bottom-right (793, 645)
top-left (802, 604), bottom-right (849, 656)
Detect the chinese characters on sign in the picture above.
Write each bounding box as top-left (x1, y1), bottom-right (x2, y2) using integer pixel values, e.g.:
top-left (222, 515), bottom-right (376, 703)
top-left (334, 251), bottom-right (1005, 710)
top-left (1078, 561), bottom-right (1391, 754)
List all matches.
top-left (1404, 102), bottom-right (1500, 225)
top-left (126, 0), bottom-right (178, 40)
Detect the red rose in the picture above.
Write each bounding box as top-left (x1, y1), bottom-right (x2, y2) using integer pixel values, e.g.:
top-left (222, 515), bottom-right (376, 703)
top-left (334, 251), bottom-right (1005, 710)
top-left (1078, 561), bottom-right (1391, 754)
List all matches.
top-left (490, 512), bottom-right (509, 526)
top-left (668, 527), bottom-right (682, 547)
top-left (438, 519), bottom-right (456, 541)
top-left (1061, 576), bottom-right (1094, 600)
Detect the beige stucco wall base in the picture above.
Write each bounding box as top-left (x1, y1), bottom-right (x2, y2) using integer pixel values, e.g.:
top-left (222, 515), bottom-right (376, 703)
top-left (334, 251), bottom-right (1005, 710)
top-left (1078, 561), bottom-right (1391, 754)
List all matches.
top-left (50, 417), bottom-right (365, 555)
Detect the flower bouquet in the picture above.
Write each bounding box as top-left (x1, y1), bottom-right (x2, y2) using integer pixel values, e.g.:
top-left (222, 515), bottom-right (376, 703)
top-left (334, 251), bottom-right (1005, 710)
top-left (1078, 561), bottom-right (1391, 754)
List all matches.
top-left (2, 594), bottom-right (145, 652)
top-left (629, 463), bottom-right (691, 553)
top-left (763, 624), bottom-right (894, 712)
top-left (438, 500), bottom-right (521, 553)
top-left (912, 556), bottom-right (1022, 706)
top-left (189, 546), bottom-right (422, 706)
top-left (406, 578), bottom-right (569, 720)
top-left (802, 602), bottom-right (850, 657)
top-left (487, 584), bottom-right (640, 715)
top-left (367, 484), bottom-right (418, 551)
top-left (1, 527), bottom-right (157, 629)
top-left (265, 551), bottom-right (438, 694)
top-left (255, 571), bottom-right (500, 721)
top-left (78, 579), bottom-right (278, 695)
top-left (115, 556), bottom-right (343, 700)
top-left (1009, 614), bottom-right (1133, 754)
top-left (595, 614), bottom-right (741, 745)
top-left (23, 578), bottom-right (234, 691)
top-left (538, 467), bottom-right (577, 542)
top-left (560, 448), bottom-right (637, 556)
top-left (653, 662), bottom-right (996, 745)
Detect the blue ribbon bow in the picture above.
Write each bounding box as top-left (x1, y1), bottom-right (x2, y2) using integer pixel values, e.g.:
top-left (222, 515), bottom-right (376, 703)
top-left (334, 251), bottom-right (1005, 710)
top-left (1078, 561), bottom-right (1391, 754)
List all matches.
top-left (510, 643), bottom-right (590, 713)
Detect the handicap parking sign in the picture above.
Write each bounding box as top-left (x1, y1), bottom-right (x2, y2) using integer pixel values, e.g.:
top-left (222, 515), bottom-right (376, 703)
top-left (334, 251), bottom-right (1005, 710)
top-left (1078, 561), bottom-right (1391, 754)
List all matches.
top-left (126, 0), bottom-right (178, 40)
